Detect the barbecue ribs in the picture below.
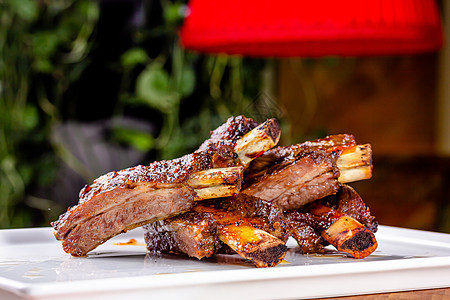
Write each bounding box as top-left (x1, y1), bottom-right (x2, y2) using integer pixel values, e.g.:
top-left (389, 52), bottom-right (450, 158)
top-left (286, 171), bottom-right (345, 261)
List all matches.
top-left (53, 114), bottom-right (378, 266)
top-left (52, 116), bottom-right (280, 256)
top-left (143, 135), bottom-right (376, 265)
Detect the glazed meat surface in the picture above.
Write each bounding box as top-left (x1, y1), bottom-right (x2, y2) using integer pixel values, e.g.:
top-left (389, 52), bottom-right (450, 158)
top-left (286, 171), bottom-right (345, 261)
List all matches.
top-left (52, 115), bottom-right (377, 264)
top-left (144, 194), bottom-right (288, 260)
top-left (242, 135), bottom-right (356, 210)
top-left (286, 185), bottom-right (378, 254)
top-left (52, 116), bottom-right (264, 256)
top-left (144, 211), bottom-right (220, 259)
top-left (144, 185), bottom-right (378, 260)
top-left (53, 151), bottom-right (235, 240)
top-left (197, 115), bottom-right (259, 151)
top-left (53, 150), bottom-right (234, 256)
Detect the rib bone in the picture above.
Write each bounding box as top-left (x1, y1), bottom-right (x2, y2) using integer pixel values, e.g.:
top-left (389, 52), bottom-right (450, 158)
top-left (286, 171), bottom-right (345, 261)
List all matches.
top-left (194, 185), bottom-right (242, 201)
top-left (234, 119), bottom-right (281, 167)
top-left (218, 225), bottom-right (287, 268)
top-left (308, 201), bottom-right (378, 259)
top-left (188, 166), bottom-right (243, 200)
top-left (337, 144), bottom-right (373, 183)
top-left (322, 216), bottom-right (378, 259)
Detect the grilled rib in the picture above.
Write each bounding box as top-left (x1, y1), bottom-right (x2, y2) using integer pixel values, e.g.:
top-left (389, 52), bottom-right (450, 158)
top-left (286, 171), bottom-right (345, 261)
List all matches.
top-left (243, 134), bottom-right (372, 210)
top-left (144, 194), bottom-right (288, 267)
top-left (144, 185), bottom-right (378, 263)
top-left (286, 185), bottom-right (378, 257)
top-left (143, 136), bottom-right (376, 263)
top-left (52, 116), bottom-right (281, 256)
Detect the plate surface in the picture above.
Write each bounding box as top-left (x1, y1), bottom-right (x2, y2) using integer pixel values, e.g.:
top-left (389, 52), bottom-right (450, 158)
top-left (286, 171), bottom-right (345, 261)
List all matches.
top-left (0, 225), bottom-right (449, 299)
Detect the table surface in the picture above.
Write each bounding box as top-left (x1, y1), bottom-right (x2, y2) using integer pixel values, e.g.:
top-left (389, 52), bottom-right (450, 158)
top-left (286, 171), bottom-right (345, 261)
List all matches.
top-left (1, 226), bottom-right (450, 300)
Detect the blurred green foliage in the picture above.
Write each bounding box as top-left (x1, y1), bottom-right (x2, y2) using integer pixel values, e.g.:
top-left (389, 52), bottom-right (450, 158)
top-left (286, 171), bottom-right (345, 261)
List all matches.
top-left (0, 0), bottom-right (99, 228)
top-left (0, 0), bottom-right (272, 228)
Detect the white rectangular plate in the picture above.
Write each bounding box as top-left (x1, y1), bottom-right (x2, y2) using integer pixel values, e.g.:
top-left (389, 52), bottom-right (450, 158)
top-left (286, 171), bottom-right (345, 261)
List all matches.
top-left (0, 225), bottom-right (449, 300)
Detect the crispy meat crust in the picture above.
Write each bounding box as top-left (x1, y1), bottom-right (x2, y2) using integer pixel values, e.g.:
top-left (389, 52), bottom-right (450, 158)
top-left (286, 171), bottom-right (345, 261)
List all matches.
top-left (52, 149), bottom-right (234, 242)
top-left (143, 194), bottom-right (289, 260)
top-left (245, 134), bottom-right (356, 179)
top-left (52, 115), bottom-right (260, 257)
top-left (243, 152), bottom-right (340, 210)
top-left (63, 186), bottom-right (196, 256)
top-left (241, 134), bottom-right (357, 211)
top-left (286, 185), bottom-right (378, 254)
top-left (197, 115), bottom-right (259, 151)
top-left (144, 211), bottom-right (220, 259)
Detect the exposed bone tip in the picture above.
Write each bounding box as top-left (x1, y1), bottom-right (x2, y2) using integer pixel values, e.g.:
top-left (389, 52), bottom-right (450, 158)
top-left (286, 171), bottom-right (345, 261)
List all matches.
top-left (339, 229), bottom-right (378, 259)
top-left (337, 144), bottom-right (373, 183)
top-left (219, 224), bottom-right (287, 267)
top-left (234, 119), bottom-right (281, 167)
top-left (189, 166), bottom-right (244, 200)
top-left (249, 243), bottom-right (288, 268)
top-left (322, 216), bottom-right (378, 259)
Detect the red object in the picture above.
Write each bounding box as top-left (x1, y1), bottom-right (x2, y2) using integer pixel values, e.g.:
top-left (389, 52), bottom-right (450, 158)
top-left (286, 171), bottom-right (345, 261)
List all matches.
top-left (180, 0), bottom-right (443, 57)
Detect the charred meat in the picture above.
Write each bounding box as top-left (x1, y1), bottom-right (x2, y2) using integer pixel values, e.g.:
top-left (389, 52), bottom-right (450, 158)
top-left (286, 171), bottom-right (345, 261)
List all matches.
top-left (52, 116), bottom-right (281, 256)
top-left (144, 194), bottom-right (288, 267)
top-left (286, 185), bottom-right (378, 258)
top-left (243, 134), bottom-right (372, 210)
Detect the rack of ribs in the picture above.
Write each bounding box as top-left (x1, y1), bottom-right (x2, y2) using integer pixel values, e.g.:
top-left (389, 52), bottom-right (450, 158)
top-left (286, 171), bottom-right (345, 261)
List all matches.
top-left (143, 134), bottom-right (377, 266)
top-left (52, 116), bottom-right (281, 256)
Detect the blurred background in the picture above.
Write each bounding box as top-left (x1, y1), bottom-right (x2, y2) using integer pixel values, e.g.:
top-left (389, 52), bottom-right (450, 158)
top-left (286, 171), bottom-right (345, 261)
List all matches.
top-left (0, 0), bottom-right (448, 233)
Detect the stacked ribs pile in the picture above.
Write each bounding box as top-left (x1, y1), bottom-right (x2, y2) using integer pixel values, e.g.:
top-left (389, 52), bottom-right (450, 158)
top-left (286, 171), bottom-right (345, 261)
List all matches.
top-left (52, 116), bottom-right (377, 267)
